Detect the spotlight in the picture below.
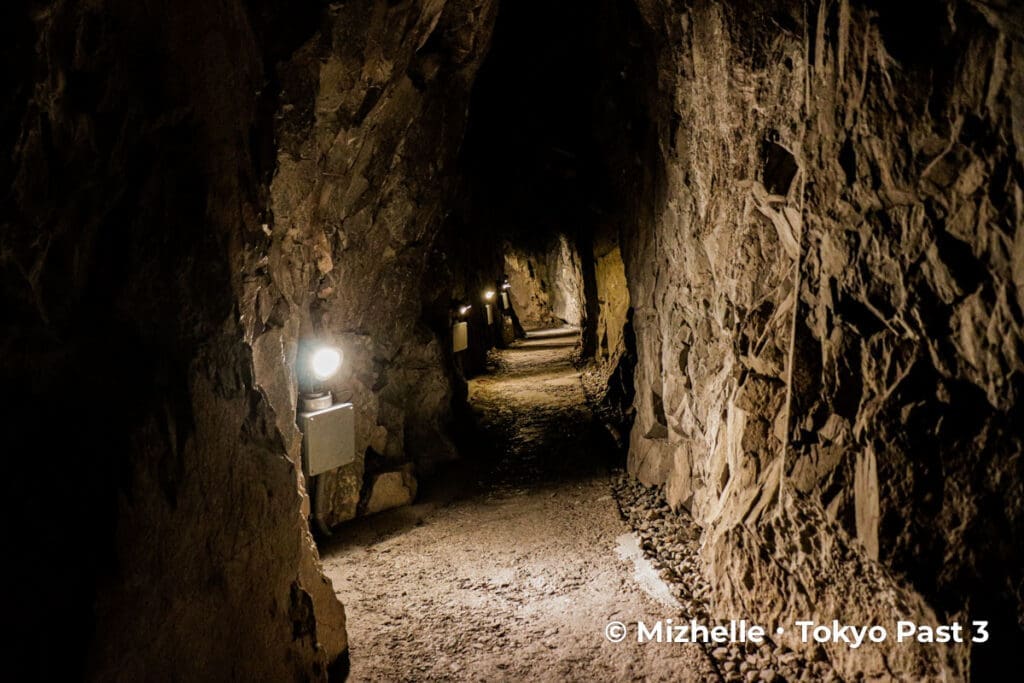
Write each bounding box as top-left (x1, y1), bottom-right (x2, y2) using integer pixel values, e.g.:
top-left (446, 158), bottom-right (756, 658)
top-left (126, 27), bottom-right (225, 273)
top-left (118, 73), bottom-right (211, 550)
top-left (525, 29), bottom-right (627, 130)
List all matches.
top-left (300, 345), bottom-right (343, 411)
top-left (452, 302), bottom-right (471, 352)
top-left (296, 344), bottom-right (355, 482)
top-left (484, 291), bottom-right (495, 325)
top-left (499, 278), bottom-right (511, 308)
top-left (311, 347), bottom-right (342, 380)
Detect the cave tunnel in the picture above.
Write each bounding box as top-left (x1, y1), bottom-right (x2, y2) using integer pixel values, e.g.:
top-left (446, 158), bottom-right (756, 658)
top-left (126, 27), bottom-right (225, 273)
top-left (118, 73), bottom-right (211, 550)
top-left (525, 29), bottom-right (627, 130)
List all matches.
top-left (3, 0), bottom-right (1023, 681)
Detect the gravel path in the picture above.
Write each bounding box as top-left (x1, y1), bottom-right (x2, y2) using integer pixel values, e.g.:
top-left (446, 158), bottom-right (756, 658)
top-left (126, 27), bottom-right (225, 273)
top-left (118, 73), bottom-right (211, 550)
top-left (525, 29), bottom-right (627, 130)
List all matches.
top-left (320, 327), bottom-right (714, 681)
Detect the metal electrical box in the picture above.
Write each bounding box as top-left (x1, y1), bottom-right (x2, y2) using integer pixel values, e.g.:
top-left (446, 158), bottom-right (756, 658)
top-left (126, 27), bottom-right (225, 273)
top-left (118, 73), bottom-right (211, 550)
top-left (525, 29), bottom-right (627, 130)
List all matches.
top-left (453, 322), bottom-right (469, 352)
top-left (485, 303), bottom-right (494, 325)
top-left (298, 402), bottom-right (355, 477)
top-left (501, 292), bottom-right (510, 309)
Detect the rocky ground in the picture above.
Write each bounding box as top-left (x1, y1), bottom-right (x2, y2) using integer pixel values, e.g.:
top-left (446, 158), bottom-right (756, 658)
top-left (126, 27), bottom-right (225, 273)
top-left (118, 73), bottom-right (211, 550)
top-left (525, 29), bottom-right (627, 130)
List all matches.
top-left (610, 476), bottom-right (843, 683)
top-left (320, 326), bottom-right (843, 681)
top-left (320, 328), bottom-right (714, 681)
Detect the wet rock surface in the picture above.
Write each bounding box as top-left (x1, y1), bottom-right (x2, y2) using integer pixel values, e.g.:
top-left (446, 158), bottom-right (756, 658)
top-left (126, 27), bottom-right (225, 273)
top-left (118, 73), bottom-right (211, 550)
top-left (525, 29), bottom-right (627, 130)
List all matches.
top-left (322, 328), bottom-right (714, 680)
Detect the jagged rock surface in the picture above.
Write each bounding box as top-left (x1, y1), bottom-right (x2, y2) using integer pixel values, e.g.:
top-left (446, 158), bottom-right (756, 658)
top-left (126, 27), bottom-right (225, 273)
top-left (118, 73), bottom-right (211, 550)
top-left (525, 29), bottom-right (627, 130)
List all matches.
top-left (612, 475), bottom-right (842, 683)
top-left (619, 0), bottom-right (1023, 678)
top-left (503, 236), bottom-right (585, 329)
top-left (2, 1), bottom-right (348, 678)
top-left (267, 0), bottom-right (498, 525)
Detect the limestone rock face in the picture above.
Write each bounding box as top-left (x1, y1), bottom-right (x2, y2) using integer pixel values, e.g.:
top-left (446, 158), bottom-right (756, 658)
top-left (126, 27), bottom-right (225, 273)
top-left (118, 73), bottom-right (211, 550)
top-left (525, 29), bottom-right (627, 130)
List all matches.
top-left (268, 0), bottom-right (498, 523)
top-left (619, 0), bottom-right (1023, 677)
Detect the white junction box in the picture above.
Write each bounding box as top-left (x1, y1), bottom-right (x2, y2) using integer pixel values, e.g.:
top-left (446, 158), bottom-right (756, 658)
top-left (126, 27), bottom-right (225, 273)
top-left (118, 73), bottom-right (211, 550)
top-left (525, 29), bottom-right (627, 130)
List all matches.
top-left (485, 303), bottom-right (494, 325)
top-left (501, 292), bottom-right (510, 309)
top-left (453, 321), bottom-right (469, 352)
top-left (298, 402), bottom-right (355, 477)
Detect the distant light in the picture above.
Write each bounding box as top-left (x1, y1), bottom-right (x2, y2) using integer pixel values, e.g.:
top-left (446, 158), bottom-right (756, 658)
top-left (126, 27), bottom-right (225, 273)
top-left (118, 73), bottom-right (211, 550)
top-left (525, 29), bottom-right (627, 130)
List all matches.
top-left (501, 282), bottom-right (511, 290)
top-left (459, 305), bottom-right (472, 316)
top-left (311, 347), bottom-right (342, 380)
top-left (484, 290), bottom-right (495, 301)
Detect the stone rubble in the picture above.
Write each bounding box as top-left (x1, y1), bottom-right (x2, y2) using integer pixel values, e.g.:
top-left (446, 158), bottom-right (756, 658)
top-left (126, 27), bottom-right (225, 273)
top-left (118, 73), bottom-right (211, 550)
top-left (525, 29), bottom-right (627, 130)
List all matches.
top-left (612, 474), bottom-right (843, 683)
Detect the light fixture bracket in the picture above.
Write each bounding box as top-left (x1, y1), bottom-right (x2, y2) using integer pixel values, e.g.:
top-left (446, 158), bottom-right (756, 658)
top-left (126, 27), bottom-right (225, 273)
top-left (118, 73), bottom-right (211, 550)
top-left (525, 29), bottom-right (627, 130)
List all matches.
top-left (300, 391), bottom-right (333, 412)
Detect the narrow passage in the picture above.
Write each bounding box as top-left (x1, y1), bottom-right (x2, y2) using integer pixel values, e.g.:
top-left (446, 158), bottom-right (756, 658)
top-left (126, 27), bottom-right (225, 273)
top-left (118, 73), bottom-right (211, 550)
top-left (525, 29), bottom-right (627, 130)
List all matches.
top-left (321, 328), bottom-right (714, 681)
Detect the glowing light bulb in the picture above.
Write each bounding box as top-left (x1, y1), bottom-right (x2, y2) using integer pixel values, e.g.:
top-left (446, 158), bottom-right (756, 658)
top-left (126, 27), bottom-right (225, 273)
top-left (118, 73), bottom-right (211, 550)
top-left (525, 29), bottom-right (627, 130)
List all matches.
top-left (484, 290), bottom-right (495, 301)
top-left (311, 347), bottom-right (342, 380)
top-left (459, 305), bottom-right (472, 316)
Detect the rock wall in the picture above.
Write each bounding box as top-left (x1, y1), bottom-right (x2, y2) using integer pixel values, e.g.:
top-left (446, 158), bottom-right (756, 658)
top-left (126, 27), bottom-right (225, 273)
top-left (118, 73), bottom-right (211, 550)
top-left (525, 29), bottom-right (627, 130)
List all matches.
top-left (503, 235), bottom-right (584, 329)
top-left (503, 245), bottom-right (559, 328)
top-left (590, 224), bottom-right (631, 370)
top-left (269, 0), bottom-right (498, 526)
top-left (547, 234), bottom-right (586, 326)
top-left (2, 1), bottom-right (346, 678)
top-left (620, 0), bottom-right (1023, 678)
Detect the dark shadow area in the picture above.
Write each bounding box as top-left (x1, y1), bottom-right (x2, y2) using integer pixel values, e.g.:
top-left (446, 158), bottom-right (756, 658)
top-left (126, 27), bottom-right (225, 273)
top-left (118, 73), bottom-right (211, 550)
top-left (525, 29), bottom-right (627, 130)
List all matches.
top-left (460, 409), bottom-right (620, 497)
top-left (318, 457), bottom-right (481, 552)
top-left (461, 0), bottom-right (611, 249)
top-left (442, 0), bottom-right (634, 491)
top-left (453, 0), bottom-right (649, 380)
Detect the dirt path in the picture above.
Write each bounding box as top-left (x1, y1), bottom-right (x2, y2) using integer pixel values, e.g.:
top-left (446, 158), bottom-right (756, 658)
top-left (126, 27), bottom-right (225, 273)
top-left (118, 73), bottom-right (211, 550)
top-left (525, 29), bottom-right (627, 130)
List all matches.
top-left (321, 327), bottom-right (715, 682)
